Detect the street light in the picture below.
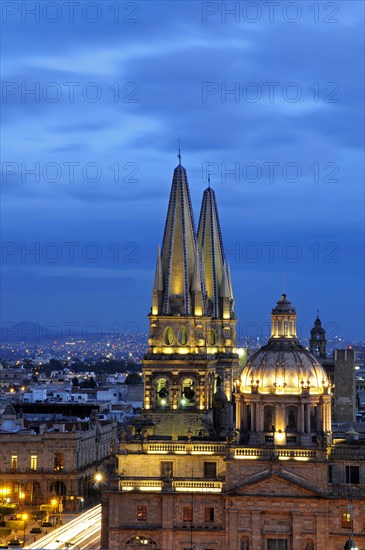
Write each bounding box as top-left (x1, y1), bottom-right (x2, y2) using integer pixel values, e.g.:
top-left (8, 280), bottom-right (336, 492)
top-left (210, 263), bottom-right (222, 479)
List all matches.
top-left (94, 473), bottom-right (103, 483)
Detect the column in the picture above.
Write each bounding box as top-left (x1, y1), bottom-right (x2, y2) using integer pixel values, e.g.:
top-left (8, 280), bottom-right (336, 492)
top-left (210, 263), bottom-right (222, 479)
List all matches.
top-left (325, 401), bottom-right (331, 432)
top-left (255, 403), bottom-right (261, 432)
top-left (251, 511), bottom-right (261, 549)
top-left (226, 507), bottom-right (238, 550)
top-left (250, 402), bottom-right (255, 431)
top-left (241, 399), bottom-right (246, 432)
top-left (235, 395), bottom-right (241, 431)
top-left (317, 400), bottom-right (323, 432)
top-left (300, 402), bottom-right (305, 433)
top-left (292, 512), bottom-right (301, 550)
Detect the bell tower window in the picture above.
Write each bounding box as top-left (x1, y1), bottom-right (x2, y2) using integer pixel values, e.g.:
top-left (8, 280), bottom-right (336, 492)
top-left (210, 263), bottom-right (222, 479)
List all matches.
top-left (164, 327), bottom-right (174, 345)
top-left (177, 326), bottom-right (188, 345)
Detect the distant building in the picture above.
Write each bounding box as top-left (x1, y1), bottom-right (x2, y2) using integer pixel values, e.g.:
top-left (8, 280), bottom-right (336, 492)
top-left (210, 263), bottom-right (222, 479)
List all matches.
top-left (309, 315), bottom-right (356, 423)
top-left (0, 364), bottom-right (32, 386)
top-left (0, 403), bottom-right (117, 508)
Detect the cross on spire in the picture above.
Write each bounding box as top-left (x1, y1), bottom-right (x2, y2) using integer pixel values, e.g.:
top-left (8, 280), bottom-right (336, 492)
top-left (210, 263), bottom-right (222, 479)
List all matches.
top-left (177, 139), bottom-right (181, 165)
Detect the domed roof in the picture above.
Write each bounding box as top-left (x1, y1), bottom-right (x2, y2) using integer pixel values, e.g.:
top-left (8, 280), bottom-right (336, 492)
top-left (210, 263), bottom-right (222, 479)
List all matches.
top-left (241, 339), bottom-right (330, 394)
top-left (240, 295), bottom-right (331, 395)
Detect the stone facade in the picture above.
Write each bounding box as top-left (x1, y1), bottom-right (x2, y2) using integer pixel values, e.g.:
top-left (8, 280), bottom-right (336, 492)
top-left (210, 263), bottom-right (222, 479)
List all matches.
top-left (102, 439), bottom-right (365, 550)
top-left (101, 162), bottom-right (364, 550)
top-left (0, 408), bottom-right (118, 508)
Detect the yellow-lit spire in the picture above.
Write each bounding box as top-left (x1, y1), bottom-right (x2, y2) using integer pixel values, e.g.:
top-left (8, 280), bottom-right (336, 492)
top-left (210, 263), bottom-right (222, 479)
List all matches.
top-left (159, 163), bottom-right (204, 316)
top-left (197, 186), bottom-right (234, 319)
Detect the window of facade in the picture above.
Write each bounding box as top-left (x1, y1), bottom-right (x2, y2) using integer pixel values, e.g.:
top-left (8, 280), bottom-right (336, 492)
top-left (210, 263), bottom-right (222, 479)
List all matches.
top-left (310, 406), bottom-right (317, 432)
top-left (136, 505), bottom-right (147, 521)
top-left (183, 506), bottom-right (192, 522)
top-left (178, 326), bottom-right (188, 345)
top-left (160, 461), bottom-right (173, 478)
top-left (204, 507), bottom-right (214, 522)
top-left (345, 465), bottom-right (359, 484)
top-left (286, 406), bottom-right (297, 431)
top-left (208, 329), bottom-right (216, 346)
top-left (30, 455), bottom-right (37, 471)
top-left (164, 327), bottom-right (174, 345)
top-left (264, 405), bottom-right (275, 432)
top-left (54, 452), bottom-right (64, 471)
top-left (126, 536), bottom-right (157, 547)
top-left (181, 378), bottom-right (195, 407)
top-left (156, 378), bottom-right (169, 407)
top-left (341, 513), bottom-right (352, 529)
top-left (204, 462), bottom-right (217, 479)
top-left (267, 540), bottom-right (287, 550)
top-left (11, 455), bottom-right (18, 470)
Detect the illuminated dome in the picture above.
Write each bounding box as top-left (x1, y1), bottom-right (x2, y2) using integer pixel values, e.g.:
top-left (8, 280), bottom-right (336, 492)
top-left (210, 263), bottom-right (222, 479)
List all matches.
top-left (240, 295), bottom-right (331, 395)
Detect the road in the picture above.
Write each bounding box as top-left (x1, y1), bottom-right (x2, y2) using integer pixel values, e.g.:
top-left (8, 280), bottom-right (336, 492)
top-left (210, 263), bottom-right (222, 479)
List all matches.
top-left (24, 504), bottom-right (101, 550)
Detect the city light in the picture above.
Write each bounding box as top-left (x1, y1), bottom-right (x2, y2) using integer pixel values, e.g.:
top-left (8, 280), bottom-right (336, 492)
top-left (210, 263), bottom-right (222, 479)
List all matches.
top-left (94, 473), bottom-right (103, 483)
top-left (25, 504), bottom-right (101, 549)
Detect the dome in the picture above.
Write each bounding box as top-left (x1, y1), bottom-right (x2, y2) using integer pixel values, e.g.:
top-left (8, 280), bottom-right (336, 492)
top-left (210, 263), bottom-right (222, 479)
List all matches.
top-left (240, 295), bottom-right (331, 395)
top-left (241, 339), bottom-right (330, 394)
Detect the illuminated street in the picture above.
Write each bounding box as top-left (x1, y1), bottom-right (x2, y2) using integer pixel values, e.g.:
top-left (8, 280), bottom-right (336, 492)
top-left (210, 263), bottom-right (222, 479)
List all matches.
top-left (25, 505), bottom-right (101, 550)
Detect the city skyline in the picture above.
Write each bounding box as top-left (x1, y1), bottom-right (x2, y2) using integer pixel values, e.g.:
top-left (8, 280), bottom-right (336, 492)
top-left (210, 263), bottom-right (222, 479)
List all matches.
top-left (1, 1), bottom-right (364, 341)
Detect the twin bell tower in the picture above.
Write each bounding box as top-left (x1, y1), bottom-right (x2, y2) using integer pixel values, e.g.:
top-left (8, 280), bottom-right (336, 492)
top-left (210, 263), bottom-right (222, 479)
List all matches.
top-left (142, 159), bottom-right (238, 439)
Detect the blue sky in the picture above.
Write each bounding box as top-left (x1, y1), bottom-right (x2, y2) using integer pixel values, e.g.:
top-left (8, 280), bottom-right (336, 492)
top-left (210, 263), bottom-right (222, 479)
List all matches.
top-left (1, 1), bottom-right (364, 342)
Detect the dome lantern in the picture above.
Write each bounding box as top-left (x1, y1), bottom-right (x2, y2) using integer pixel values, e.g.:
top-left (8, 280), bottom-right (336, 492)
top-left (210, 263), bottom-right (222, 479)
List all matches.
top-left (270, 294), bottom-right (297, 339)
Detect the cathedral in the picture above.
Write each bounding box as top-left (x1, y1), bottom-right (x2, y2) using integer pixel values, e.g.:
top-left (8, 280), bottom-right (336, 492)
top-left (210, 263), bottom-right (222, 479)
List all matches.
top-left (101, 160), bottom-right (365, 550)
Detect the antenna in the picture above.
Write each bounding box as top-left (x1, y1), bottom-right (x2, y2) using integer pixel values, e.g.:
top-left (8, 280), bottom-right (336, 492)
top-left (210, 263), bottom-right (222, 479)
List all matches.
top-left (208, 175), bottom-right (211, 188)
top-left (282, 272), bottom-right (286, 294)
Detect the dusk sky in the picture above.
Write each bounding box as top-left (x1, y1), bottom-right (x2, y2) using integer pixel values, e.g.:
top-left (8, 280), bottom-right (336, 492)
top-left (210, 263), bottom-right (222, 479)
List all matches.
top-left (1, 1), bottom-right (364, 342)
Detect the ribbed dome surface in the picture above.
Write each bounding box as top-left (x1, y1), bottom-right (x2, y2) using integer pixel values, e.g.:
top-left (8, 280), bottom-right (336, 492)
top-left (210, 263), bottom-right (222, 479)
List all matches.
top-left (241, 339), bottom-right (330, 393)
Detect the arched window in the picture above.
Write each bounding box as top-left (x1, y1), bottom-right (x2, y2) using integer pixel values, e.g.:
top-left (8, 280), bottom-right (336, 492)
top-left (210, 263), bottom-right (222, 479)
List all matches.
top-left (164, 327), bottom-right (174, 346)
top-left (241, 537), bottom-right (249, 550)
top-left (264, 405), bottom-right (276, 432)
top-left (181, 378), bottom-right (195, 407)
top-left (125, 536), bottom-right (159, 548)
top-left (208, 329), bottom-right (216, 346)
top-left (177, 326), bottom-right (188, 345)
top-left (286, 406), bottom-right (298, 431)
top-left (156, 378), bottom-right (169, 407)
top-left (310, 406), bottom-right (317, 432)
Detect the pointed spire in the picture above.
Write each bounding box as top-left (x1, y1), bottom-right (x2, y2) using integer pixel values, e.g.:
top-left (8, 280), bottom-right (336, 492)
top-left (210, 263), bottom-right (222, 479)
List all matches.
top-left (197, 185), bottom-right (233, 319)
top-left (226, 262), bottom-right (234, 302)
top-left (159, 162), bottom-right (204, 316)
top-left (192, 250), bottom-right (203, 316)
top-left (192, 250), bottom-right (202, 292)
top-left (153, 246), bottom-right (163, 292)
top-left (219, 261), bottom-right (230, 298)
